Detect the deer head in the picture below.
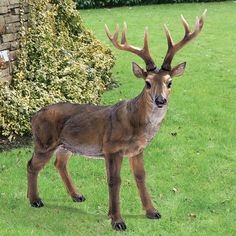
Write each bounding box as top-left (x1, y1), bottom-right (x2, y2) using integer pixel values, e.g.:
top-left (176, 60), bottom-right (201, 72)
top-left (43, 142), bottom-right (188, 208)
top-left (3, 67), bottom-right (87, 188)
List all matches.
top-left (105, 10), bottom-right (207, 108)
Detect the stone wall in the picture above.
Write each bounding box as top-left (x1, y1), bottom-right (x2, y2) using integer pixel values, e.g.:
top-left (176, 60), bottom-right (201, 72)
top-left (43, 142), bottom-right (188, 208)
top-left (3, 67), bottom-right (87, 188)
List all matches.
top-left (0, 0), bottom-right (29, 83)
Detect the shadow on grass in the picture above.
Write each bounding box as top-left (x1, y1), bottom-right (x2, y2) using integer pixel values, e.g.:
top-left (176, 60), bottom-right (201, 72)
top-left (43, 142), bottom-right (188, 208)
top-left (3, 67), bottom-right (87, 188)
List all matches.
top-left (1, 196), bottom-right (152, 235)
top-left (46, 202), bottom-right (146, 220)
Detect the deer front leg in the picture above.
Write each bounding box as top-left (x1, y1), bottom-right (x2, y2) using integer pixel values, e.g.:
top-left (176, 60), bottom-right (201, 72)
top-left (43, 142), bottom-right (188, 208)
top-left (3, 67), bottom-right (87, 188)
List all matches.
top-left (105, 153), bottom-right (126, 231)
top-left (129, 152), bottom-right (161, 219)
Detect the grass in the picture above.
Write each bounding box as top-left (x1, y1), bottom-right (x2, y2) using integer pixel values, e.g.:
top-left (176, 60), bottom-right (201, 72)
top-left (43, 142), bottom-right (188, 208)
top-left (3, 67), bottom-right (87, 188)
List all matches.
top-left (1, 1), bottom-right (236, 235)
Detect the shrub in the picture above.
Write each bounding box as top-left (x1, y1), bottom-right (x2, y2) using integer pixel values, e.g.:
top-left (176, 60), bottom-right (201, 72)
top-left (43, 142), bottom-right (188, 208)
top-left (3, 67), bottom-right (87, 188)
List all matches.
top-left (0, 0), bottom-right (114, 138)
top-left (75, 0), bottom-right (228, 9)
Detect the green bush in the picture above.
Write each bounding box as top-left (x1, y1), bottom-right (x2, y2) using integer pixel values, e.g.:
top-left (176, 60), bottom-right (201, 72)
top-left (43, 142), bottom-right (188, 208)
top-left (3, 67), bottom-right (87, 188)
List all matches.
top-left (75, 0), bottom-right (228, 9)
top-left (0, 0), bottom-right (114, 137)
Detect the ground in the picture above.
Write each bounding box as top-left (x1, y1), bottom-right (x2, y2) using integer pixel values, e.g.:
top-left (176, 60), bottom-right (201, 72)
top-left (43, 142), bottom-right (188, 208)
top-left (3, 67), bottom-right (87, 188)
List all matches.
top-left (0, 2), bottom-right (236, 235)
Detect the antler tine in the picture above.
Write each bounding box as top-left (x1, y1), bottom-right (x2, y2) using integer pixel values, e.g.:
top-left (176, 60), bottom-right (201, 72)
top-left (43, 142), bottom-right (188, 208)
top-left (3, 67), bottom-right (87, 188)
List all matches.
top-left (164, 24), bottom-right (174, 49)
top-left (105, 24), bottom-right (120, 44)
top-left (121, 22), bottom-right (127, 45)
top-left (143, 27), bottom-right (149, 51)
top-left (105, 24), bottom-right (112, 40)
top-left (113, 24), bottom-right (120, 42)
top-left (200, 9), bottom-right (207, 26)
top-left (161, 10), bottom-right (207, 71)
top-left (105, 23), bottom-right (157, 72)
top-left (181, 15), bottom-right (191, 35)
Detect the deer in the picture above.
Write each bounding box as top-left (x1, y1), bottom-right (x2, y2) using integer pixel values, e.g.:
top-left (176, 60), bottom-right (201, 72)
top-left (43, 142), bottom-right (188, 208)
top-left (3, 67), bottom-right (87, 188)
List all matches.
top-left (27, 10), bottom-right (206, 231)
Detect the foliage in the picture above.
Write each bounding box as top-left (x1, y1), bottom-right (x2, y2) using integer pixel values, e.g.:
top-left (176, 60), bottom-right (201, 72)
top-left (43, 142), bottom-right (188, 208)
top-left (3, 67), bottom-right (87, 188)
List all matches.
top-left (75, 0), bottom-right (228, 9)
top-left (0, 0), bottom-right (114, 137)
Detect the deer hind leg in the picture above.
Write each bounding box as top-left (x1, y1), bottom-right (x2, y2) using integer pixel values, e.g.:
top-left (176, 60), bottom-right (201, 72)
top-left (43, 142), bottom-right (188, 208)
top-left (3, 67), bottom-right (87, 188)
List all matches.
top-left (129, 152), bottom-right (161, 219)
top-left (54, 148), bottom-right (85, 202)
top-left (27, 151), bottom-right (53, 207)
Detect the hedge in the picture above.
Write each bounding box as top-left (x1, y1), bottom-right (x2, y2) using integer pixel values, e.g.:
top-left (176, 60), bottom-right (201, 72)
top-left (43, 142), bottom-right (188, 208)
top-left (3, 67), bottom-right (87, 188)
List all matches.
top-left (0, 0), bottom-right (114, 138)
top-left (75, 0), bottom-right (228, 9)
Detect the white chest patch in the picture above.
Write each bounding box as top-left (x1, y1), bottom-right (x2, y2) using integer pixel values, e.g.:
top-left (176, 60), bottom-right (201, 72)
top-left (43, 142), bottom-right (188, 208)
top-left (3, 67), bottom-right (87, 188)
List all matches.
top-left (145, 106), bottom-right (167, 144)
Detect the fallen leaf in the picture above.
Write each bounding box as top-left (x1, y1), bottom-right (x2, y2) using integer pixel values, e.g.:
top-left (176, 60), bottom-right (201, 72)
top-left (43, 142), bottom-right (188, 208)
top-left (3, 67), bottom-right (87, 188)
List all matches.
top-left (188, 213), bottom-right (197, 219)
top-left (172, 187), bottom-right (179, 193)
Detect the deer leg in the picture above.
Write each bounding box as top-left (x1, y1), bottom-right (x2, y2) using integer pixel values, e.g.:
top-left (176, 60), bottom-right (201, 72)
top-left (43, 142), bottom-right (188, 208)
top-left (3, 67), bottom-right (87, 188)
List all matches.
top-left (27, 151), bottom-right (53, 207)
top-left (129, 152), bottom-right (161, 219)
top-left (54, 148), bottom-right (85, 202)
top-left (105, 153), bottom-right (126, 231)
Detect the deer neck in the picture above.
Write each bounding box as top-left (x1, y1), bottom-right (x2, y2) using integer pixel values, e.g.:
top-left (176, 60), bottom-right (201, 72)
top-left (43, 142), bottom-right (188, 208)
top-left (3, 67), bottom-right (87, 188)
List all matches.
top-left (128, 88), bottom-right (168, 125)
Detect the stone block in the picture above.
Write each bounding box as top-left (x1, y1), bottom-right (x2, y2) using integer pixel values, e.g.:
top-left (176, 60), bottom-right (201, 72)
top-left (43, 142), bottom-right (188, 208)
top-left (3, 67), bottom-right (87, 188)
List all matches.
top-left (0, 26), bottom-right (6, 34)
top-left (0, 6), bottom-right (9, 14)
top-left (9, 0), bottom-right (19, 5)
top-left (0, 16), bottom-right (5, 33)
top-left (0, 49), bottom-right (10, 62)
top-left (0, 23), bottom-right (6, 34)
top-left (0, 0), bottom-right (10, 7)
top-left (8, 3), bottom-right (20, 9)
top-left (10, 41), bottom-right (19, 50)
top-left (0, 75), bottom-right (12, 83)
top-left (9, 49), bottom-right (17, 61)
top-left (2, 33), bottom-right (17, 42)
top-left (4, 14), bottom-right (20, 23)
top-left (0, 42), bottom-right (10, 50)
top-left (0, 66), bottom-right (10, 77)
top-left (5, 22), bottom-right (21, 33)
top-left (0, 15), bottom-right (5, 23)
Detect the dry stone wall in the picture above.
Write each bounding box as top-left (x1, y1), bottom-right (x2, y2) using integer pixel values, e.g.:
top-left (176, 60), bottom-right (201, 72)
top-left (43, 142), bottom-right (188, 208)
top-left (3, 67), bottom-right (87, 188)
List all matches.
top-left (0, 0), bottom-right (29, 83)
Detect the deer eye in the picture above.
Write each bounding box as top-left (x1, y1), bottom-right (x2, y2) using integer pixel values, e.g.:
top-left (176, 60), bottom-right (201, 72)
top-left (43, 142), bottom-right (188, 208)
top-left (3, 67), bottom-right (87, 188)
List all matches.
top-left (167, 81), bottom-right (172, 89)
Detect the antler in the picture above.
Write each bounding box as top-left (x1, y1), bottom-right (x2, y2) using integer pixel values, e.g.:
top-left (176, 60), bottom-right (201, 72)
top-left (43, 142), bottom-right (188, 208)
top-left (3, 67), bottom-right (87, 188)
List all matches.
top-left (161, 9), bottom-right (207, 71)
top-left (105, 22), bottom-right (158, 72)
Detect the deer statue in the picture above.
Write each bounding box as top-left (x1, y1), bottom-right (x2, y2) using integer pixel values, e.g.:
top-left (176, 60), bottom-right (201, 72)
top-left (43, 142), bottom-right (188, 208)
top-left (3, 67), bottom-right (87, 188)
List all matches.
top-left (27, 10), bottom-right (206, 231)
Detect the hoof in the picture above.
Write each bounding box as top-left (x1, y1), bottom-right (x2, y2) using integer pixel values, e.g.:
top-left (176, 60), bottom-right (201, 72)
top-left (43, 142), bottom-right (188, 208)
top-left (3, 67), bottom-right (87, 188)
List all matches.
top-left (146, 209), bottom-right (161, 219)
top-left (112, 220), bottom-right (127, 231)
top-left (31, 199), bottom-right (44, 208)
top-left (72, 195), bottom-right (86, 203)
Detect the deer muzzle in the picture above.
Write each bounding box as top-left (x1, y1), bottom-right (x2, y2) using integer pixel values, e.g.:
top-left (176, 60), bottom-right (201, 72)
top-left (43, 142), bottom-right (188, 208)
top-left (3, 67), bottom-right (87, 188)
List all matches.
top-left (155, 95), bottom-right (167, 108)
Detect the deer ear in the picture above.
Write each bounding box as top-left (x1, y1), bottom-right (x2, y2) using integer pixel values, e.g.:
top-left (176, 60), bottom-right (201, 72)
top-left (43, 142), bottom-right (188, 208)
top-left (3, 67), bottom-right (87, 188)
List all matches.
top-left (170, 62), bottom-right (186, 77)
top-left (132, 62), bottom-right (146, 79)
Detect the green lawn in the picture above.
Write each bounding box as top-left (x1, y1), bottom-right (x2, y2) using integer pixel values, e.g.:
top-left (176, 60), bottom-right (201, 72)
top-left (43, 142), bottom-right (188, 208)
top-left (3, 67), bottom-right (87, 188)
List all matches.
top-left (1, 2), bottom-right (236, 235)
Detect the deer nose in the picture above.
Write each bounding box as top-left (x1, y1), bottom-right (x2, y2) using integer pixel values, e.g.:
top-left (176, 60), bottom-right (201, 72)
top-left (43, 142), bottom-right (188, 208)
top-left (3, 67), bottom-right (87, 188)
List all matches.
top-left (155, 95), bottom-right (167, 107)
